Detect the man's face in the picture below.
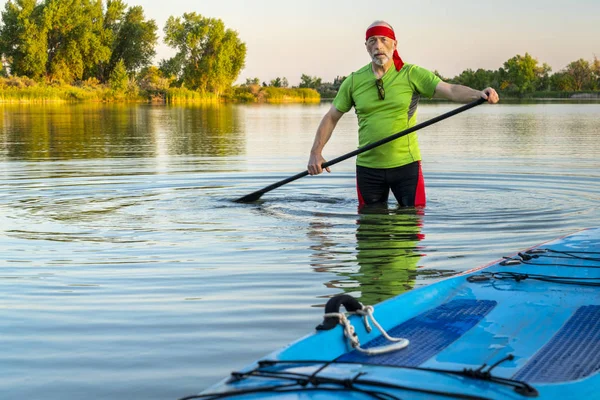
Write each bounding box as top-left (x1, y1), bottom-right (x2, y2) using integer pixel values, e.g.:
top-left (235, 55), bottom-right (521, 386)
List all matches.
top-left (366, 34), bottom-right (396, 66)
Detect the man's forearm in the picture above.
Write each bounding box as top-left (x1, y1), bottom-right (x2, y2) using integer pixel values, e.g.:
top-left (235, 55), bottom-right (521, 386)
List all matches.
top-left (311, 114), bottom-right (337, 154)
top-left (447, 84), bottom-right (482, 103)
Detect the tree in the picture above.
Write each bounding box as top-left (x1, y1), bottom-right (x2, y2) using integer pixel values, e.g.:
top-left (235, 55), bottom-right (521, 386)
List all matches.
top-left (269, 77), bottom-right (288, 88)
top-left (92, 0), bottom-right (126, 80)
top-left (451, 68), bottom-right (499, 90)
top-left (299, 73), bottom-right (321, 89)
top-left (332, 76), bottom-right (346, 90)
top-left (42, 0), bottom-right (111, 83)
top-left (163, 12), bottom-right (246, 95)
top-left (550, 72), bottom-right (574, 92)
top-left (244, 77), bottom-right (260, 86)
top-left (158, 53), bottom-right (184, 85)
top-left (564, 59), bottom-right (593, 91)
top-left (501, 53), bottom-right (546, 94)
top-left (535, 63), bottom-right (552, 91)
top-left (106, 5), bottom-right (157, 79)
top-left (109, 58), bottom-right (128, 93)
top-left (0, 0), bottom-right (47, 79)
top-left (269, 77), bottom-right (282, 87)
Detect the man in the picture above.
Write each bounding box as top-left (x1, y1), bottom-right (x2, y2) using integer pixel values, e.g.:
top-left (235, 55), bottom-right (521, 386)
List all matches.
top-left (307, 20), bottom-right (499, 208)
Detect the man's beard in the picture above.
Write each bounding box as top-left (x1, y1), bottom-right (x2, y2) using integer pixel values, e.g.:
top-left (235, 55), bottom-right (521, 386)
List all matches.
top-left (371, 51), bottom-right (392, 66)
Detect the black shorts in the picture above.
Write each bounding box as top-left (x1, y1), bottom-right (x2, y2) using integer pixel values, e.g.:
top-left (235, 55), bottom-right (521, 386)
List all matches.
top-left (356, 161), bottom-right (426, 207)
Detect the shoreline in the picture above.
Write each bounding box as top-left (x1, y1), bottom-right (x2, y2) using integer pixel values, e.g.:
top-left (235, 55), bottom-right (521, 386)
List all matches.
top-left (1, 92), bottom-right (598, 105)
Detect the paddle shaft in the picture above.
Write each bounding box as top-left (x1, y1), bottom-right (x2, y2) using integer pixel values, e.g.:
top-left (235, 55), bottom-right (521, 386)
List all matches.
top-left (235, 97), bottom-right (486, 203)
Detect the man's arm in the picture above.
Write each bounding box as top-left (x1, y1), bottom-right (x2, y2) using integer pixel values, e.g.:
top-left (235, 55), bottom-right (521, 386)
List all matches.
top-left (433, 81), bottom-right (499, 104)
top-left (307, 104), bottom-right (345, 175)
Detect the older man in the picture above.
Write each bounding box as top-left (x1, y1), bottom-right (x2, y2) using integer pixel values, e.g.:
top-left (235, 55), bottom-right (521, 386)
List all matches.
top-left (307, 20), bottom-right (499, 208)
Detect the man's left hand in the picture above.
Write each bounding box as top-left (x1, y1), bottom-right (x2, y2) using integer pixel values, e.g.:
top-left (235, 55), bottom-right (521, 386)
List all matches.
top-left (481, 87), bottom-right (499, 104)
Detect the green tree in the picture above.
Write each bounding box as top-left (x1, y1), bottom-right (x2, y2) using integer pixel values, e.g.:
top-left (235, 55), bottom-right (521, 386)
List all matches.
top-left (163, 12), bottom-right (246, 95)
top-left (244, 77), bottom-right (260, 86)
top-left (564, 59), bottom-right (593, 91)
top-left (269, 76), bottom-right (288, 87)
top-left (43, 0), bottom-right (111, 83)
top-left (93, 0), bottom-right (126, 80)
top-left (106, 5), bottom-right (157, 79)
top-left (0, 0), bottom-right (47, 79)
top-left (109, 58), bottom-right (128, 93)
top-left (158, 53), bottom-right (184, 85)
top-left (269, 77), bottom-right (281, 87)
top-left (501, 53), bottom-right (545, 94)
top-left (299, 73), bottom-right (321, 89)
top-left (549, 72), bottom-right (574, 91)
top-left (332, 75), bottom-right (346, 90)
top-left (451, 68), bottom-right (499, 90)
top-left (535, 63), bottom-right (552, 91)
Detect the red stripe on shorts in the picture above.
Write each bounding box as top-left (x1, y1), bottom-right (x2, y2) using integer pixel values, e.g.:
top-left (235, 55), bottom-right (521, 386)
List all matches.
top-left (414, 161), bottom-right (426, 207)
top-left (356, 179), bottom-right (366, 207)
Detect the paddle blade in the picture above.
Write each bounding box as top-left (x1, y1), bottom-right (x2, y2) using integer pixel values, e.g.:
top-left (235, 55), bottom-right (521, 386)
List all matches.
top-left (234, 170), bottom-right (310, 203)
top-left (234, 190), bottom-right (264, 203)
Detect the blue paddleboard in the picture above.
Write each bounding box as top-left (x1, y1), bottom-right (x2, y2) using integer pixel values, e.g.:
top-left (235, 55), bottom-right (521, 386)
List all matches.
top-left (189, 228), bottom-right (600, 399)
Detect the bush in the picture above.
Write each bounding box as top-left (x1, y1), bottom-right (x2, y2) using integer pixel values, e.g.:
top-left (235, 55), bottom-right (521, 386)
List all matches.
top-left (165, 87), bottom-right (219, 104)
top-left (138, 66), bottom-right (172, 91)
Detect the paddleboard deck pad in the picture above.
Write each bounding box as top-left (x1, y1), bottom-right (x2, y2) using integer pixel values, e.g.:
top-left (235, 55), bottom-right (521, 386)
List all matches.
top-left (191, 228), bottom-right (600, 399)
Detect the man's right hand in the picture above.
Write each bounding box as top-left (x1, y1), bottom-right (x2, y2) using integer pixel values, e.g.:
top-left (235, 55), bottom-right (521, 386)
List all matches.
top-left (307, 153), bottom-right (331, 175)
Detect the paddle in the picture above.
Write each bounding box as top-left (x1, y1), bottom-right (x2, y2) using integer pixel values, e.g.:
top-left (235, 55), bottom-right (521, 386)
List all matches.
top-left (234, 97), bottom-right (486, 203)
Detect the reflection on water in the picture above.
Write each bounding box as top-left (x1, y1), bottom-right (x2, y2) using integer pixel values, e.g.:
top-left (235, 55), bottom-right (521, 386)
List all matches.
top-left (0, 103), bottom-right (244, 160)
top-left (354, 206), bottom-right (424, 305)
top-left (308, 206), bottom-right (425, 305)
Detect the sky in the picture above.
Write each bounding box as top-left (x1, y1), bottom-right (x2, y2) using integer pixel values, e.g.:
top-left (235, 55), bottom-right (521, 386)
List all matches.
top-left (3, 0), bottom-right (600, 85)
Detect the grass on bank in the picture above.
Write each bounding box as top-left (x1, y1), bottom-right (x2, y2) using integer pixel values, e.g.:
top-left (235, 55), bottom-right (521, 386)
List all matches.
top-left (0, 76), bottom-right (321, 104)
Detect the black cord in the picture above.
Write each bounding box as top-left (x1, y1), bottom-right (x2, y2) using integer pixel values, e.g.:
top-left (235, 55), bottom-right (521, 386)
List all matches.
top-left (181, 360), bottom-right (495, 400)
top-left (468, 271), bottom-right (600, 287)
top-left (500, 256), bottom-right (600, 269)
top-left (531, 249), bottom-right (600, 260)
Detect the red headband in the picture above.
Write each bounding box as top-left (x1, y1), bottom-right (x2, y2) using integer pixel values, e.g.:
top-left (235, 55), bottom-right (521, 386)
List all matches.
top-left (365, 26), bottom-right (404, 71)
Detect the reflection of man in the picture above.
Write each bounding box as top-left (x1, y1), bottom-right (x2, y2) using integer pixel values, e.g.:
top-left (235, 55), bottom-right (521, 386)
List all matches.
top-left (353, 207), bottom-right (423, 305)
top-left (307, 20), bottom-right (499, 208)
top-left (307, 206), bottom-right (424, 306)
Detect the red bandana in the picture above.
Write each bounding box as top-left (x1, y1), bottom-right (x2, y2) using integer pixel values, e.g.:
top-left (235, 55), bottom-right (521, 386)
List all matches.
top-left (365, 26), bottom-right (404, 71)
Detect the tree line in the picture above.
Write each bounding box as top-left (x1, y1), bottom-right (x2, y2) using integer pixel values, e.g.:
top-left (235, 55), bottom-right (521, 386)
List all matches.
top-left (440, 53), bottom-right (600, 95)
top-left (239, 74), bottom-right (345, 99)
top-left (0, 0), bottom-right (245, 97)
top-left (276, 53), bottom-right (600, 98)
top-left (243, 53), bottom-right (600, 101)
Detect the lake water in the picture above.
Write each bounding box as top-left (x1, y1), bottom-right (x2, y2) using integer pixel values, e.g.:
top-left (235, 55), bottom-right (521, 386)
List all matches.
top-left (1, 101), bottom-right (599, 399)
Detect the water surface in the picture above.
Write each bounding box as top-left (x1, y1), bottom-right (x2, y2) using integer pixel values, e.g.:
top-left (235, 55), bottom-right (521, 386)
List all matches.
top-left (1, 101), bottom-right (599, 399)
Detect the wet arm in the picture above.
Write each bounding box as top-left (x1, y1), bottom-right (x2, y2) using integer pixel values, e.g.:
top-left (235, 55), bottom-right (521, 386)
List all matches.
top-left (308, 105), bottom-right (345, 175)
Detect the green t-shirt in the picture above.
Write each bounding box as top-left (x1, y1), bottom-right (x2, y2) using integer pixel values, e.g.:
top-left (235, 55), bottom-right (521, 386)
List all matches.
top-left (333, 63), bottom-right (441, 168)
